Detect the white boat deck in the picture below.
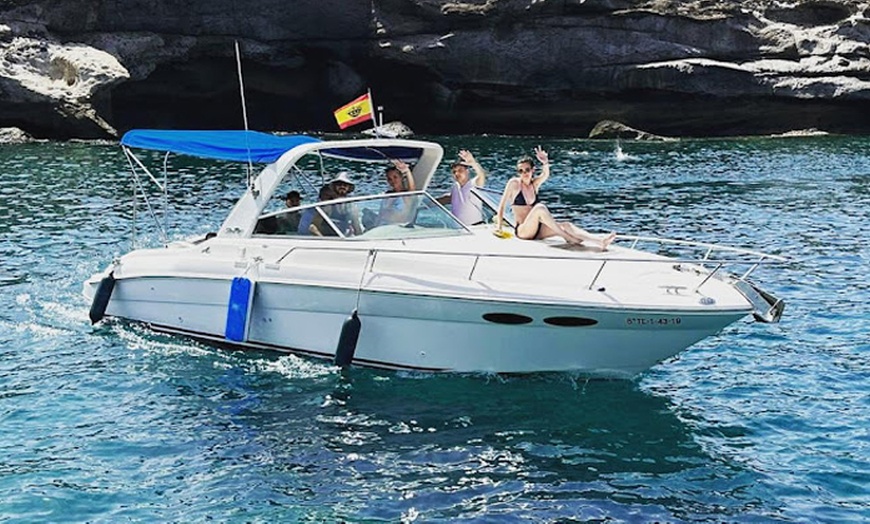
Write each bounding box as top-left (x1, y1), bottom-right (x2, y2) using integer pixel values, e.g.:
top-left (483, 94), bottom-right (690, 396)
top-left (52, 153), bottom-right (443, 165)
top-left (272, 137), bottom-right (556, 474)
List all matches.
top-left (116, 231), bottom-right (752, 315)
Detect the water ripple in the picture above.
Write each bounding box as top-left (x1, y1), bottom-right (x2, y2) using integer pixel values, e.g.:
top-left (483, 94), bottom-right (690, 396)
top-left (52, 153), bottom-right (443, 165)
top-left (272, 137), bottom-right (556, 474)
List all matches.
top-left (0, 137), bottom-right (867, 521)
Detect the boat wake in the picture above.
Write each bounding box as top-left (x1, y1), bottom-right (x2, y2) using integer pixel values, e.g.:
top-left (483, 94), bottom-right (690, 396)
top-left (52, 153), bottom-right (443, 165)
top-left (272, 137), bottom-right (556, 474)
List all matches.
top-left (113, 321), bottom-right (216, 358)
top-left (253, 354), bottom-right (335, 380)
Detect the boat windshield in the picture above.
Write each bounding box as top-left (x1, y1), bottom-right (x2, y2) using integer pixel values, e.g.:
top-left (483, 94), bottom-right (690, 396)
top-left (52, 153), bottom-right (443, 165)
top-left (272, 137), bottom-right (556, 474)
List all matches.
top-left (253, 191), bottom-right (470, 240)
top-left (472, 186), bottom-right (514, 228)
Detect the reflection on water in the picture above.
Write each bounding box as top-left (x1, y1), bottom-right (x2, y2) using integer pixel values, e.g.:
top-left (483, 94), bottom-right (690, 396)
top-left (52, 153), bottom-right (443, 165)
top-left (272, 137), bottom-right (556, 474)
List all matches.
top-left (0, 136), bottom-right (868, 521)
top-left (83, 343), bottom-right (771, 522)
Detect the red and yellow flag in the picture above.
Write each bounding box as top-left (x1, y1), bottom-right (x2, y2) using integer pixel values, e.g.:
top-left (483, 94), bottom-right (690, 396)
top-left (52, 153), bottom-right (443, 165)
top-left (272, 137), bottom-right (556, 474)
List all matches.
top-left (333, 93), bottom-right (374, 130)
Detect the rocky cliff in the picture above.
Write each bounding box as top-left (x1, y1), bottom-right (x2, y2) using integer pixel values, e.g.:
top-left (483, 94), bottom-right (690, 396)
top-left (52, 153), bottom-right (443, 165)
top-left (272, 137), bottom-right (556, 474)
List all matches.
top-left (2, 0), bottom-right (870, 138)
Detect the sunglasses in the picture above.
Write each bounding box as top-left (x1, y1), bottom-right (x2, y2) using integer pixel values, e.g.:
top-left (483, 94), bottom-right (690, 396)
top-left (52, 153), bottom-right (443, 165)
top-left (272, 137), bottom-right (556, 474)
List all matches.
top-left (517, 166), bottom-right (532, 174)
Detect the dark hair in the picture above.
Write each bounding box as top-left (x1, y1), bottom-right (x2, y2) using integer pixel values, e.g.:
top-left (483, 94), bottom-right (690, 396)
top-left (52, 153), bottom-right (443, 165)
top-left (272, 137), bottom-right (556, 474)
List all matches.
top-left (285, 190), bottom-right (301, 200)
top-left (319, 184), bottom-right (334, 200)
top-left (385, 165), bottom-right (401, 176)
top-left (516, 156), bottom-right (534, 169)
top-left (450, 161), bottom-right (470, 170)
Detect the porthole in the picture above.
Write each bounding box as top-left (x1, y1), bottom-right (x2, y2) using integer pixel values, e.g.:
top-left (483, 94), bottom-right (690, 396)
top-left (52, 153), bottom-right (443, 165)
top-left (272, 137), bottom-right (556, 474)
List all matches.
top-left (482, 312), bottom-right (533, 325)
top-left (543, 316), bottom-right (598, 327)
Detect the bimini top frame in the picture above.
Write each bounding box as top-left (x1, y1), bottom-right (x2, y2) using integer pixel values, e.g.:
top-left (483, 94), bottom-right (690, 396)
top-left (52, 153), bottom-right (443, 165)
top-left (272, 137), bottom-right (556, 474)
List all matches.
top-left (118, 129), bottom-right (445, 241)
top-left (219, 137), bottom-right (444, 238)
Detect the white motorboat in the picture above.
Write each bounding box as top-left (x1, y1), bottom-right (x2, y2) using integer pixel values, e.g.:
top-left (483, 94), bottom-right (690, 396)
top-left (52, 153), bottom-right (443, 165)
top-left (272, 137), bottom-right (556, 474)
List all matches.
top-left (84, 130), bottom-right (786, 377)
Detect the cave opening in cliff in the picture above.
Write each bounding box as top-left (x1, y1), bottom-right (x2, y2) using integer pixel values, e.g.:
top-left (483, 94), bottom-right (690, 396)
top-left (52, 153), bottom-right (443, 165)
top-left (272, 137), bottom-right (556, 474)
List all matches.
top-left (108, 59), bottom-right (870, 138)
top-left (110, 58), bottom-right (350, 133)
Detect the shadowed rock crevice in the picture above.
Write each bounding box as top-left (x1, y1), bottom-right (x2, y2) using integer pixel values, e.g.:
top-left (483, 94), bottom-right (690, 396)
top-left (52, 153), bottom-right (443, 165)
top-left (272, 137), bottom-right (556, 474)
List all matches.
top-left (766, 1), bottom-right (853, 26)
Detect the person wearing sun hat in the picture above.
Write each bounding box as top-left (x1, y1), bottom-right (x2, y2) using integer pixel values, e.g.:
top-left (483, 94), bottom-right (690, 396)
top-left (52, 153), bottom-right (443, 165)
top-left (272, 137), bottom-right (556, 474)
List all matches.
top-left (328, 171), bottom-right (355, 194)
top-left (326, 171), bottom-right (363, 236)
top-left (445, 149), bottom-right (487, 225)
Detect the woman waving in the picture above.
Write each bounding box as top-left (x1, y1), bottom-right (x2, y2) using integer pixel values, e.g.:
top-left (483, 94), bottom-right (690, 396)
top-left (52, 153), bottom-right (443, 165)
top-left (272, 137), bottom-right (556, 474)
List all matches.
top-left (496, 146), bottom-right (615, 250)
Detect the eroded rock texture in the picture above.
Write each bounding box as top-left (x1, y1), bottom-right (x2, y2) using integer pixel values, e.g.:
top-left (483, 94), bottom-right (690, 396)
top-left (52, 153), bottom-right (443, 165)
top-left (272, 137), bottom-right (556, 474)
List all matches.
top-left (2, 0), bottom-right (870, 138)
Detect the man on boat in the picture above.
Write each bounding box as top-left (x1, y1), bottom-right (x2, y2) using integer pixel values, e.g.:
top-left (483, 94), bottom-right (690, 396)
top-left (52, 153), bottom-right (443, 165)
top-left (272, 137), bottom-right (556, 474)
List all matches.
top-left (439, 150), bottom-right (487, 225)
top-left (275, 190), bottom-right (302, 234)
top-left (328, 172), bottom-right (364, 236)
top-left (298, 185), bottom-right (337, 236)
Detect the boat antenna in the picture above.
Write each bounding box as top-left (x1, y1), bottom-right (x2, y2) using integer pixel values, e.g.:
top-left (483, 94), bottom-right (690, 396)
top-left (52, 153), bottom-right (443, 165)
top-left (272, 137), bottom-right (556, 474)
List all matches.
top-left (235, 40), bottom-right (255, 192)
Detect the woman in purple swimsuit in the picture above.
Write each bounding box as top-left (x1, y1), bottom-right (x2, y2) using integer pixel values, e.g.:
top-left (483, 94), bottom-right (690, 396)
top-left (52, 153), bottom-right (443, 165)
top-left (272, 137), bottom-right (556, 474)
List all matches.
top-left (495, 146), bottom-right (616, 250)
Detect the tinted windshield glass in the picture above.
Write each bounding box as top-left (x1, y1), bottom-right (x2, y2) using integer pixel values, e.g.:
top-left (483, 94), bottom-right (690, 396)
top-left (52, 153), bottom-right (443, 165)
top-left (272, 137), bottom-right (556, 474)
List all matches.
top-left (472, 186), bottom-right (513, 227)
top-left (254, 192), bottom-right (469, 240)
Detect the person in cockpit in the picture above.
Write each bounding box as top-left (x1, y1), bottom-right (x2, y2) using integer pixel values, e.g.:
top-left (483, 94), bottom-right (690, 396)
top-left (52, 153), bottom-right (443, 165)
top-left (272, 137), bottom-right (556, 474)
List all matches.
top-left (275, 190), bottom-right (302, 234)
top-left (438, 149), bottom-right (487, 225)
top-left (378, 159), bottom-right (417, 225)
top-left (298, 185), bottom-right (337, 236)
top-left (327, 172), bottom-right (363, 236)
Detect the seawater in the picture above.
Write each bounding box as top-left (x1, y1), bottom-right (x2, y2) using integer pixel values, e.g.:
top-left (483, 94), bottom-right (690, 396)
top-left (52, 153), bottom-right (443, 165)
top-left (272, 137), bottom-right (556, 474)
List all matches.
top-left (0, 135), bottom-right (867, 522)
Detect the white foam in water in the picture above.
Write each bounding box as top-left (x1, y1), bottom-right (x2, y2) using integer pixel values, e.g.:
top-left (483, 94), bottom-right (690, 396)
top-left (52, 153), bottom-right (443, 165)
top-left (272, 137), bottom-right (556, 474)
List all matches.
top-left (614, 142), bottom-right (636, 162)
top-left (4, 294), bottom-right (73, 338)
top-left (253, 353), bottom-right (335, 380)
top-left (2, 319), bottom-right (69, 338)
top-left (113, 323), bottom-right (214, 358)
top-left (401, 507), bottom-right (420, 522)
top-left (43, 299), bottom-right (88, 325)
top-left (394, 369), bottom-right (438, 380)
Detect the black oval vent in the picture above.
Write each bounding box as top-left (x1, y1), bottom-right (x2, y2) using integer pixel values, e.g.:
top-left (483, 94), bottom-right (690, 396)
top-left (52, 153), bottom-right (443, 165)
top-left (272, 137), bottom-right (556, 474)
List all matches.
top-left (482, 312), bottom-right (533, 325)
top-left (543, 316), bottom-right (598, 327)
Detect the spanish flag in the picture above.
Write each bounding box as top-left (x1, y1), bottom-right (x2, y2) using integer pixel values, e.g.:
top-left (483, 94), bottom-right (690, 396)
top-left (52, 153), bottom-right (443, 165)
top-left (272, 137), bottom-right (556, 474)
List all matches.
top-left (333, 93), bottom-right (374, 130)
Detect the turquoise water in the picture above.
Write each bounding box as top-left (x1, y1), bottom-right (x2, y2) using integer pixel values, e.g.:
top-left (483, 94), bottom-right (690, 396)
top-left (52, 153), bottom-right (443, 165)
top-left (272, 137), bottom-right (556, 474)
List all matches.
top-left (0, 136), bottom-right (868, 522)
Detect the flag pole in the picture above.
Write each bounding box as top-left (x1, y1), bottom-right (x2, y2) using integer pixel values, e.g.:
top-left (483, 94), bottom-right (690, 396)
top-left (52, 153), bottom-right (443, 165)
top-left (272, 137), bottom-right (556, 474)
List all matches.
top-left (367, 88), bottom-right (380, 138)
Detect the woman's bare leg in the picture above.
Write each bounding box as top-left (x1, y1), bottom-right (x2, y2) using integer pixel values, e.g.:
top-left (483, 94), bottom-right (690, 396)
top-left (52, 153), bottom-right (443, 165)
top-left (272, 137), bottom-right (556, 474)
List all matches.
top-left (517, 205), bottom-right (584, 244)
top-left (561, 223), bottom-right (616, 250)
top-left (599, 232), bottom-right (616, 250)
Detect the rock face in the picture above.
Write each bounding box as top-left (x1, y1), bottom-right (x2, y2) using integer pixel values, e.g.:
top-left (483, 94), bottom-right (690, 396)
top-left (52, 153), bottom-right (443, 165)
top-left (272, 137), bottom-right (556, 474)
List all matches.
top-left (589, 120), bottom-right (676, 140)
top-left (2, 0), bottom-right (870, 138)
top-left (0, 126), bottom-right (33, 143)
top-left (0, 19), bottom-right (128, 138)
top-left (361, 121), bottom-right (415, 138)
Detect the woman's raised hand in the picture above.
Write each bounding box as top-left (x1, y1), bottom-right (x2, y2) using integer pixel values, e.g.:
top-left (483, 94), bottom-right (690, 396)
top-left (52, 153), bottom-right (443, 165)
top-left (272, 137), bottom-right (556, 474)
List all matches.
top-left (534, 146), bottom-right (549, 165)
top-left (458, 149), bottom-right (476, 165)
top-left (391, 158), bottom-right (411, 174)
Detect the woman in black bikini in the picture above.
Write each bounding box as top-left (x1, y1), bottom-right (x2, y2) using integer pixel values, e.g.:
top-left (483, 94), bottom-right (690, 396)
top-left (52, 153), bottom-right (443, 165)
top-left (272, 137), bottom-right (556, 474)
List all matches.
top-left (496, 146), bottom-right (616, 250)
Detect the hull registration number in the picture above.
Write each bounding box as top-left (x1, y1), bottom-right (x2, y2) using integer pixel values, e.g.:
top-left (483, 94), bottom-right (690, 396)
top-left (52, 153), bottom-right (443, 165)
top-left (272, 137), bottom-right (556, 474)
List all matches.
top-left (625, 317), bottom-right (682, 326)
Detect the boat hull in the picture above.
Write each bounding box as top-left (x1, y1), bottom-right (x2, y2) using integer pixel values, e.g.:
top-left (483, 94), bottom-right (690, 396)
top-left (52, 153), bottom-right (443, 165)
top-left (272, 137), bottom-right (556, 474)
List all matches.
top-left (86, 275), bottom-right (747, 377)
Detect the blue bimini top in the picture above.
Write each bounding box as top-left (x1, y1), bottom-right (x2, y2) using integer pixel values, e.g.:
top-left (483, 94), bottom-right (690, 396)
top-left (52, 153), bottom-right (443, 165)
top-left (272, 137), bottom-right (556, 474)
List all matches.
top-left (120, 130), bottom-right (321, 163)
